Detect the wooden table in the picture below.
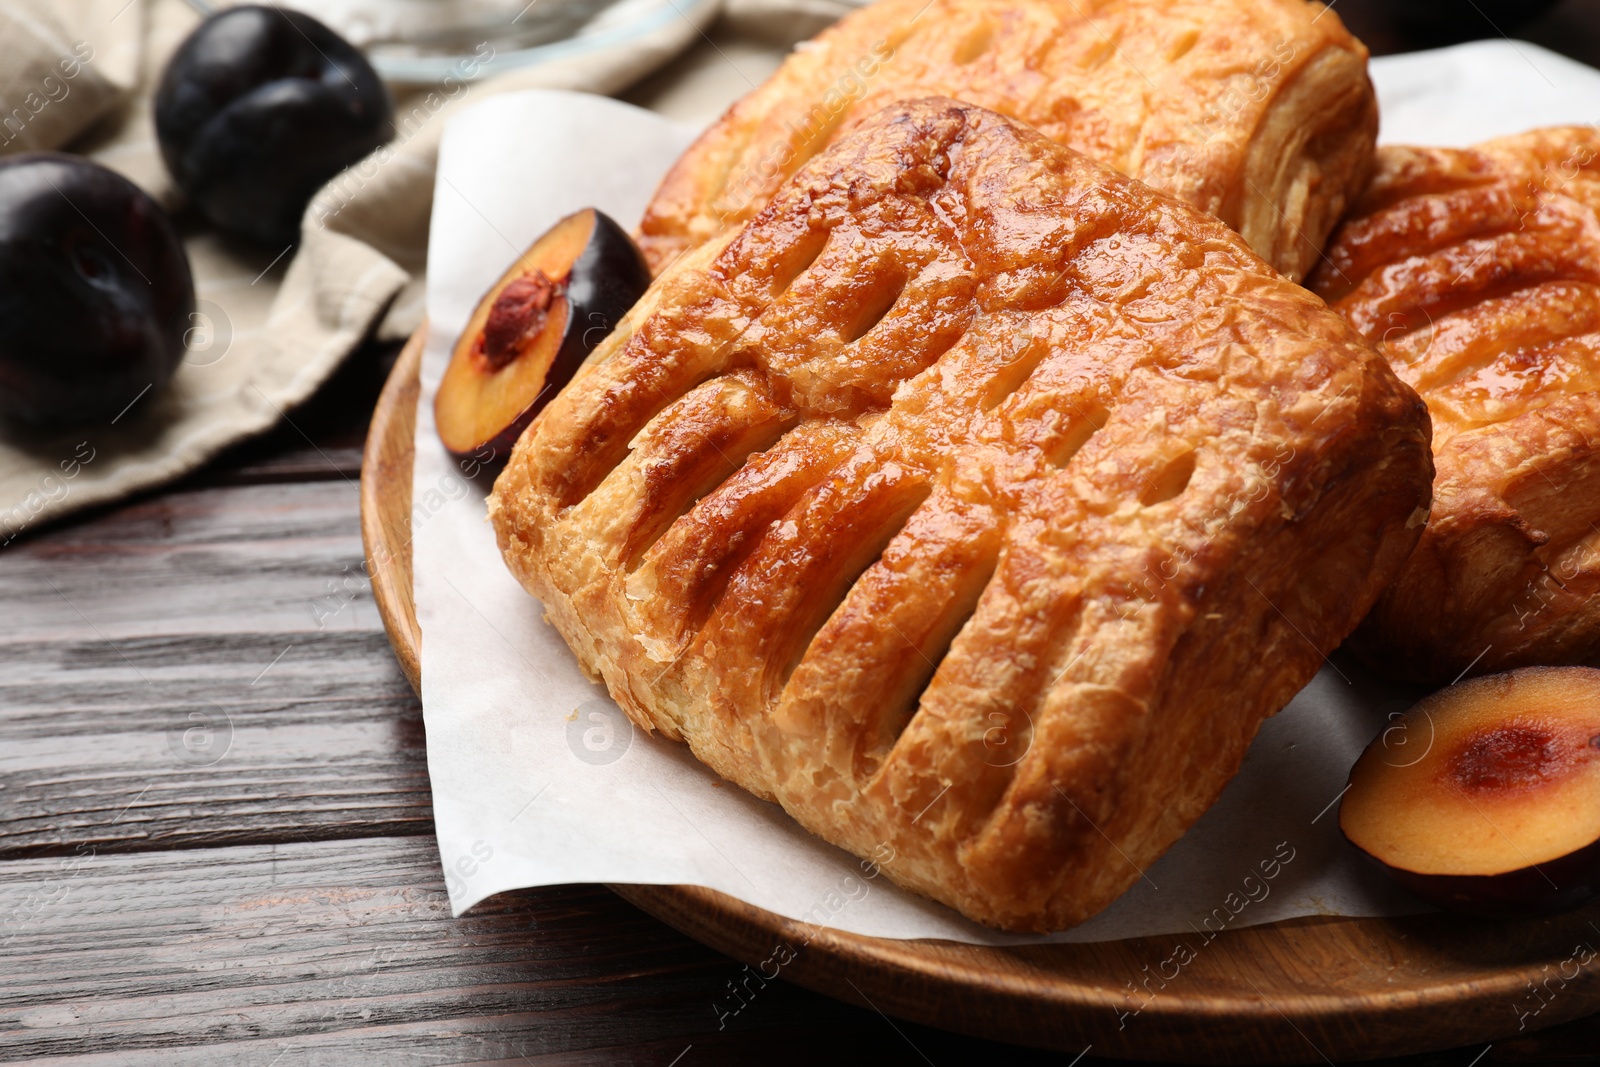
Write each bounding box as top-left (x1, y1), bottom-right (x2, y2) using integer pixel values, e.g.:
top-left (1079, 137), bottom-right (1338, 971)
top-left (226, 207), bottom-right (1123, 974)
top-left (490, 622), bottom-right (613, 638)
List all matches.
top-left (9, 3), bottom-right (1600, 1063)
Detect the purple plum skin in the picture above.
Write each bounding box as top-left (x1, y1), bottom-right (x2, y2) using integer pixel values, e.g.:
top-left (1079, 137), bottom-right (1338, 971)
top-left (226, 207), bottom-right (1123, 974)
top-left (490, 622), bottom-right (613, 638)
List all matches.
top-left (155, 5), bottom-right (393, 247)
top-left (0, 154), bottom-right (195, 429)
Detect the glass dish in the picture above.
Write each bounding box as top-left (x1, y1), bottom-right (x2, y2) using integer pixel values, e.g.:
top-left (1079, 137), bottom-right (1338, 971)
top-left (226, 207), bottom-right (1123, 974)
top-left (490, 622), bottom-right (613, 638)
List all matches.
top-left (186, 0), bottom-right (717, 85)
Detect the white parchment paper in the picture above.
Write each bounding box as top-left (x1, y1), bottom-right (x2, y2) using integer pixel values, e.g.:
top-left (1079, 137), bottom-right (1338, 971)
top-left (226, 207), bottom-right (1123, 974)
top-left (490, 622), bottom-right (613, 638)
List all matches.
top-left (413, 42), bottom-right (1600, 944)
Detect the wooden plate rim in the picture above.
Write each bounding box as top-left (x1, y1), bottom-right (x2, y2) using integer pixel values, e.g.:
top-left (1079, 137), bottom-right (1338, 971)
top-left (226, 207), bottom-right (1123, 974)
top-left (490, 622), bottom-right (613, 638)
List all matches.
top-left (360, 326), bottom-right (1600, 1062)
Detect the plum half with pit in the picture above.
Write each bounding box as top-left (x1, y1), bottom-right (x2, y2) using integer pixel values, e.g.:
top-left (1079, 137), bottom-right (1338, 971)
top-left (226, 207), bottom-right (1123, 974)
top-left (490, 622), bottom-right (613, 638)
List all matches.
top-left (434, 208), bottom-right (652, 467)
top-left (0, 154), bottom-right (195, 429)
top-left (1341, 666), bottom-right (1600, 917)
top-left (155, 5), bottom-right (393, 246)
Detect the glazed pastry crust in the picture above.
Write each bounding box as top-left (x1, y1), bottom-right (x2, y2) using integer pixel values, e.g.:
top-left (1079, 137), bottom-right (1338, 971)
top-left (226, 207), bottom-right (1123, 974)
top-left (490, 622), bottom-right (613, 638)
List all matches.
top-left (492, 99), bottom-right (1431, 931)
top-left (1311, 127), bottom-right (1600, 684)
top-left (638, 0), bottom-right (1376, 283)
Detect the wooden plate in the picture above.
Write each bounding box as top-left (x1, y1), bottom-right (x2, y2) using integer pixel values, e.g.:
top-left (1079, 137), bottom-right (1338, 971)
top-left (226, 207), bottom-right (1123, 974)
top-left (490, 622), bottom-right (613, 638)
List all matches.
top-left (361, 328), bottom-right (1600, 1063)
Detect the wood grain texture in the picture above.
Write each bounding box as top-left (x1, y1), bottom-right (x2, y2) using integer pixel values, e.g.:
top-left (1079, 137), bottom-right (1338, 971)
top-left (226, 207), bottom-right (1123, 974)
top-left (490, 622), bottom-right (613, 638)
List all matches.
top-left (9, 836), bottom-right (1596, 1067)
top-left (13, 7), bottom-right (1600, 1062)
top-left (0, 836), bottom-right (1076, 1066)
top-left (361, 330), bottom-right (422, 692)
top-left (0, 630), bottom-right (428, 859)
top-left (0, 475), bottom-right (431, 860)
top-left (1, 480), bottom-right (381, 641)
top-left (365, 326), bottom-right (1600, 1062)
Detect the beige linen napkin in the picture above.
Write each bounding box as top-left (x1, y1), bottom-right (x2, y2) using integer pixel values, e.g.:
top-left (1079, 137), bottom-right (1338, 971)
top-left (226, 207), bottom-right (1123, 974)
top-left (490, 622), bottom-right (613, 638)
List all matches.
top-left (0, 0), bottom-right (858, 543)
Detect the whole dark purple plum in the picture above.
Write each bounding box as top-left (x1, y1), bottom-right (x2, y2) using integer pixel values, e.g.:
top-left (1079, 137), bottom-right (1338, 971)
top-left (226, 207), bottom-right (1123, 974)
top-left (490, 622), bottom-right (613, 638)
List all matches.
top-left (0, 154), bottom-right (195, 429)
top-left (155, 5), bottom-right (393, 246)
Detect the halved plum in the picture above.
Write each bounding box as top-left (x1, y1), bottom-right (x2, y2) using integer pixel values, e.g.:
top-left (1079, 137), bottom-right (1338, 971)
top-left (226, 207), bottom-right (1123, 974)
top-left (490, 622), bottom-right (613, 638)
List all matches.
top-left (435, 208), bottom-right (650, 465)
top-left (1341, 666), bottom-right (1600, 916)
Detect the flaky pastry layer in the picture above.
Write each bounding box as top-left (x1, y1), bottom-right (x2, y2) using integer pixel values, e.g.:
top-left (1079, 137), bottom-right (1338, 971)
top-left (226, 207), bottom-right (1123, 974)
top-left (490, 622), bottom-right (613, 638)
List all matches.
top-left (1312, 126), bottom-right (1600, 684)
top-left (492, 99), bottom-right (1431, 931)
top-left (638, 0), bottom-right (1376, 283)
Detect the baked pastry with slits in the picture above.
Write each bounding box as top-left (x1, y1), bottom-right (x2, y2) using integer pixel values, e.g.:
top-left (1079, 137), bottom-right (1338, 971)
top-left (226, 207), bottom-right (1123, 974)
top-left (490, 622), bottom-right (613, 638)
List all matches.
top-left (1311, 126), bottom-right (1600, 685)
top-left (638, 0), bottom-right (1377, 283)
top-left (490, 99), bottom-right (1431, 931)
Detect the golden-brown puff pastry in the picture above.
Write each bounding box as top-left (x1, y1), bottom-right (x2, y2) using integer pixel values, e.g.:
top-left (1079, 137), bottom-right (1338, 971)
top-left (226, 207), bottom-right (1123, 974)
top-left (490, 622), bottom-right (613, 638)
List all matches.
top-left (1312, 127), bottom-right (1600, 685)
top-left (638, 0), bottom-right (1377, 283)
top-left (491, 99), bottom-right (1431, 931)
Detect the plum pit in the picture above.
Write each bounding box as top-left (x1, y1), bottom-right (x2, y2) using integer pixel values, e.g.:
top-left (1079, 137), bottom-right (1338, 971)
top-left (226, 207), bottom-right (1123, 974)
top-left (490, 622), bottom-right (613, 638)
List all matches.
top-left (1447, 722), bottom-right (1570, 793)
top-left (1342, 666), bottom-right (1600, 916)
top-left (435, 208), bottom-right (651, 469)
top-left (482, 272), bottom-right (559, 370)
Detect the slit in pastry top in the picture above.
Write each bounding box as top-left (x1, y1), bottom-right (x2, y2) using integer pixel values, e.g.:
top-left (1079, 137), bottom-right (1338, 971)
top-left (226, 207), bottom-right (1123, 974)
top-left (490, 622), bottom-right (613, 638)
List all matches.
top-left (489, 98), bottom-right (1432, 932)
top-left (1312, 126), bottom-right (1600, 684)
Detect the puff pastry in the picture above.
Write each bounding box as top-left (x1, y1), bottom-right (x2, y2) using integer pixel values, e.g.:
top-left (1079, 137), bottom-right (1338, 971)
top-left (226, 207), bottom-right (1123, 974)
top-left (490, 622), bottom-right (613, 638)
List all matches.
top-left (638, 0), bottom-right (1377, 283)
top-left (491, 99), bottom-right (1431, 931)
top-left (1312, 126), bottom-right (1600, 684)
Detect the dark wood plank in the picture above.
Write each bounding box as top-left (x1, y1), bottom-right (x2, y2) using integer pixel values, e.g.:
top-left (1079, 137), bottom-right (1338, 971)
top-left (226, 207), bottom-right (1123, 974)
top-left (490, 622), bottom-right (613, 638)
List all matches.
top-left (0, 480), bottom-right (378, 641)
top-left (1334, 0), bottom-right (1587, 59)
top-left (1328, 0), bottom-right (1412, 56)
top-left (0, 477), bottom-right (431, 859)
top-left (0, 630), bottom-right (427, 858)
top-left (2, 835), bottom-right (1595, 1066)
top-left (1524, 0), bottom-right (1600, 71)
top-left (0, 836), bottom-right (1071, 1066)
